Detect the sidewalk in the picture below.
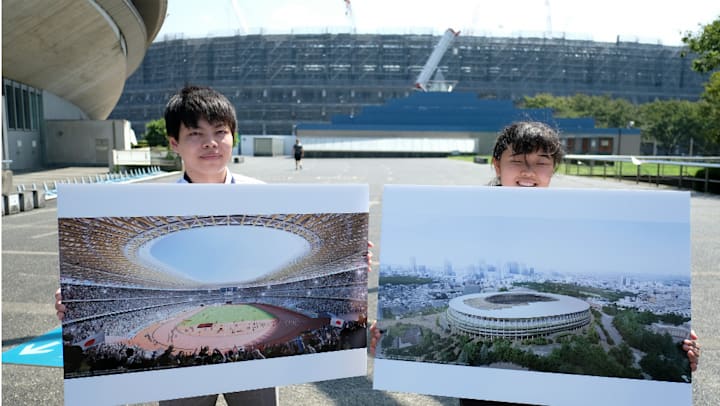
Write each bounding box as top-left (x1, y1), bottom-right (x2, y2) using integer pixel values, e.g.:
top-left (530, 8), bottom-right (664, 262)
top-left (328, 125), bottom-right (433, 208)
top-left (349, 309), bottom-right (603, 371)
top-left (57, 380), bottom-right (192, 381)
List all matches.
top-left (2, 157), bottom-right (717, 406)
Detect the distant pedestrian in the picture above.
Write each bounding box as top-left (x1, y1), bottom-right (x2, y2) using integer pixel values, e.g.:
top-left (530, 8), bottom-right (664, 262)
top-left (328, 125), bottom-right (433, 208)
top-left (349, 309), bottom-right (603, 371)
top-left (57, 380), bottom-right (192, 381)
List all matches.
top-left (293, 138), bottom-right (304, 170)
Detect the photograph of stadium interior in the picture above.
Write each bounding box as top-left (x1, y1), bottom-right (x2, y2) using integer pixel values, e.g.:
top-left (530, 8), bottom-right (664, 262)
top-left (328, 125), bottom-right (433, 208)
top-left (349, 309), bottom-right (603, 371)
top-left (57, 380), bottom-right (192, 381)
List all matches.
top-left (60, 211), bottom-right (369, 378)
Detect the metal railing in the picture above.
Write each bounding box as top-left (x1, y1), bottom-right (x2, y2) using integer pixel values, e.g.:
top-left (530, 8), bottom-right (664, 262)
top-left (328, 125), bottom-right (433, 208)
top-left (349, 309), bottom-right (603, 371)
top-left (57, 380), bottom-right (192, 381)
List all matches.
top-left (18, 166), bottom-right (166, 201)
top-left (562, 155), bottom-right (720, 193)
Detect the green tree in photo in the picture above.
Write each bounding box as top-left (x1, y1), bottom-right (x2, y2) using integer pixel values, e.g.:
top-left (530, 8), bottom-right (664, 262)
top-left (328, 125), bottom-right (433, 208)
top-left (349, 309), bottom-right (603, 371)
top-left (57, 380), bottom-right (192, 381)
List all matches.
top-left (608, 342), bottom-right (635, 369)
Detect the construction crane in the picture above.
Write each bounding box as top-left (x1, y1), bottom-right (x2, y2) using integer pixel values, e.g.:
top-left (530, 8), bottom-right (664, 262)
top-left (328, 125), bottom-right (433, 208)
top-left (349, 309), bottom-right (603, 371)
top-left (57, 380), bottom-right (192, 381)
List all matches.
top-left (544, 0), bottom-right (553, 38)
top-left (229, 0), bottom-right (248, 34)
top-left (344, 0), bottom-right (356, 33)
top-left (414, 28), bottom-right (459, 92)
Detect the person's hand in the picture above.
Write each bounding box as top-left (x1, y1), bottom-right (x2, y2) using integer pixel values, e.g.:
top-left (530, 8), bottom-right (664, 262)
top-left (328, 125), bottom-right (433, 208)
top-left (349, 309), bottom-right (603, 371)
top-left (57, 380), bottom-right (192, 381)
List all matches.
top-left (367, 241), bottom-right (374, 272)
top-left (683, 329), bottom-right (700, 372)
top-left (369, 320), bottom-right (383, 356)
top-left (55, 288), bottom-right (66, 321)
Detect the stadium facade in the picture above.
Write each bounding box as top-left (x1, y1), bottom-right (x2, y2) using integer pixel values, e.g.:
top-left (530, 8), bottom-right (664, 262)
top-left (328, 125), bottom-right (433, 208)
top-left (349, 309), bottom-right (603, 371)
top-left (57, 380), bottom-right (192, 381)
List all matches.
top-left (446, 291), bottom-right (592, 340)
top-left (111, 33), bottom-right (708, 141)
top-left (2, 0), bottom-right (167, 171)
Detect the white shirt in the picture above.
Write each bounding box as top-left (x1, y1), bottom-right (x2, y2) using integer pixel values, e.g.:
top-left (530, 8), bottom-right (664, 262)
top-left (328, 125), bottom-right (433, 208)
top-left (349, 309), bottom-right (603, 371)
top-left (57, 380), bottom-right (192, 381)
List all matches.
top-left (176, 168), bottom-right (264, 184)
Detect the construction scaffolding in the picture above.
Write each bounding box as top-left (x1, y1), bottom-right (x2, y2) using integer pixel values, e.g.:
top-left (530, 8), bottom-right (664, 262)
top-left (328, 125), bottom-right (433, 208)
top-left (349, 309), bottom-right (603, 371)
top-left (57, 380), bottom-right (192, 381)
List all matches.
top-left (111, 33), bottom-right (709, 136)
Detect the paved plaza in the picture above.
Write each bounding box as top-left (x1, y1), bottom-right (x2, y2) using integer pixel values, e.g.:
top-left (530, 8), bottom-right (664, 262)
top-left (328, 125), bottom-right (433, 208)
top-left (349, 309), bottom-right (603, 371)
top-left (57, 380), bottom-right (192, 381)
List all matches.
top-left (3, 157), bottom-right (719, 405)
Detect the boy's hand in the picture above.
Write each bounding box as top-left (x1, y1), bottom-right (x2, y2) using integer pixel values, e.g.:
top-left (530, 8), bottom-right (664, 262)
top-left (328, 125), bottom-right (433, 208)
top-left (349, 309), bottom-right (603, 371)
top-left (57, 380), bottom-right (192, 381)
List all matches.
top-left (367, 241), bottom-right (374, 272)
top-left (683, 329), bottom-right (700, 372)
top-left (369, 320), bottom-right (383, 356)
top-left (55, 288), bottom-right (66, 321)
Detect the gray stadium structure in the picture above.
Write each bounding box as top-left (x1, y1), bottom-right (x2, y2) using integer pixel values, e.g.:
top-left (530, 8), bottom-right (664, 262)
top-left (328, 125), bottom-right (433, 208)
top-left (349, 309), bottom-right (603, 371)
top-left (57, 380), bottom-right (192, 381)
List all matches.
top-left (2, 0), bottom-right (167, 171)
top-left (446, 291), bottom-right (592, 340)
top-left (110, 33), bottom-right (710, 137)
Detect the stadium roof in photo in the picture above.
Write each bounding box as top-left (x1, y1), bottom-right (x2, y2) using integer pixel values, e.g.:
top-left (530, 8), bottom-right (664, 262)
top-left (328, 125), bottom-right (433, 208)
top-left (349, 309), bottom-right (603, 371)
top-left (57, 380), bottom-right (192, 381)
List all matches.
top-left (449, 291), bottom-right (590, 318)
top-left (59, 213), bottom-right (367, 290)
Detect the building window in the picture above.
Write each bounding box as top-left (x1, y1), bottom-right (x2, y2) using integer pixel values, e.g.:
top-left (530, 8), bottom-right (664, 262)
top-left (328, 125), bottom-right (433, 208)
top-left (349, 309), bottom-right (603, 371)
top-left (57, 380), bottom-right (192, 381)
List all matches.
top-left (5, 84), bottom-right (16, 129)
top-left (3, 80), bottom-right (42, 131)
top-left (14, 87), bottom-right (24, 129)
top-left (30, 93), bottom-right (39, 130)
top-left (23, 88), bottom-right (31, 130)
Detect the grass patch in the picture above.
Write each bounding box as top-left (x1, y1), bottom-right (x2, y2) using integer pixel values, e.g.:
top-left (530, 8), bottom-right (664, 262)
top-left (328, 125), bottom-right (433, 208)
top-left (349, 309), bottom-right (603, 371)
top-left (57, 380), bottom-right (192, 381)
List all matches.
top-left (448, 155), bottom-right (491, 163)
top-left (559, 161), bottom-right (702, 178)
top-left (179, 304), bottom-right (275, 326)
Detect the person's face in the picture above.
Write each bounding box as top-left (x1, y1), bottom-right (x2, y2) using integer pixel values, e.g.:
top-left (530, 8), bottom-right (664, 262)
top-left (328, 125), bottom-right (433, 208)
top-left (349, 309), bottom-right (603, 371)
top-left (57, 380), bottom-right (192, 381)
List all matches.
top-left (493, 146), bottom-right (555, 187)
top-left (169, 118), bottom-right (233, 183)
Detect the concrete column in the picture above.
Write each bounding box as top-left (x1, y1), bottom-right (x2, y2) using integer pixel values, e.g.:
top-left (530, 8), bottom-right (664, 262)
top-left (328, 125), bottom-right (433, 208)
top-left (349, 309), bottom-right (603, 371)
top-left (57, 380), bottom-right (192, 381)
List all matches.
top-left (18, 191), bottom-right (34, 212)
top-left (3, 194), bottom-right (20, 215)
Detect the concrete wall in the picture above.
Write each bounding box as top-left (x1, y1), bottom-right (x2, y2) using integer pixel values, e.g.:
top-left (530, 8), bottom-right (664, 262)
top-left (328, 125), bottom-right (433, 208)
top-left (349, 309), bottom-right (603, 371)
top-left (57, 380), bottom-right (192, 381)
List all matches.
top-left (45, 120), bottom-right (134, 166)
top-left (43, 90), bottom-right (88, 120)
top-left (2, 90), bottom-right (44, 170)
top-left (618, 134), bottom-right (642, 156)
top-left (3, 129), bottom-right (42, 171)
top-left (2, 0), bottom-right (167, 120)
top-left (239, 135), bottom-right (294, 156)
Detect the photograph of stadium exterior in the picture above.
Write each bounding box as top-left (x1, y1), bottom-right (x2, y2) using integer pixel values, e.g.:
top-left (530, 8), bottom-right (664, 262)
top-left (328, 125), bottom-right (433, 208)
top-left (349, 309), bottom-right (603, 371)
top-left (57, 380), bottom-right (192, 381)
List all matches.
top-left (375, 186), bottom-right (692, 400)
top-left (59, 209), bottom-right (369, 380)
top-left (110, 33), bottom-right (709, 137)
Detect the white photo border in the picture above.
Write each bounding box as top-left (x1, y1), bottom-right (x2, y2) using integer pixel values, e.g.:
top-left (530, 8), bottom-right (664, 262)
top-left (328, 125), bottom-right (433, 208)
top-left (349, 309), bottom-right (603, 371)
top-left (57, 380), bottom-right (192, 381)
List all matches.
top-left (374, 185), bottom-right (691, 405)
top-left (59, 183), bottom-right (369, 405)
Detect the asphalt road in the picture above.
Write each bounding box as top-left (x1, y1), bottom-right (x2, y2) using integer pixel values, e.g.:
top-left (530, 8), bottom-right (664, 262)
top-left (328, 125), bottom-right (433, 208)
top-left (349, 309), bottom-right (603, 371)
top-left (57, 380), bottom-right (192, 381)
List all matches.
top-left (3, 157), bottom-right (718, 405)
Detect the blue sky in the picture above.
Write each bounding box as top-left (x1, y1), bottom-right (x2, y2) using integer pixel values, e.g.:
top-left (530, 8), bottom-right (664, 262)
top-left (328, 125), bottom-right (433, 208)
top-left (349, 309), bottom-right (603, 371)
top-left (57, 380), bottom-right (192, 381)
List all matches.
top-left (380, 187), bottom-right (690, 277)
top-left (156, 0), bottom-right (719, 46)
top-left (381, 213), bottom-right (688, 276)
top-left (139, 225), bottom-right (310, 284)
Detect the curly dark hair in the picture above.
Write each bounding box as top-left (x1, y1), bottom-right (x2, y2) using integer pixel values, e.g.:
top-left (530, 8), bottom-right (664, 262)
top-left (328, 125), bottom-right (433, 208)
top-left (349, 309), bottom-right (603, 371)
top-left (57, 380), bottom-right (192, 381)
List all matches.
top-left (492, 121), bottom-right (564, 165)
top-left (490, 121), bottom-right (565, 185)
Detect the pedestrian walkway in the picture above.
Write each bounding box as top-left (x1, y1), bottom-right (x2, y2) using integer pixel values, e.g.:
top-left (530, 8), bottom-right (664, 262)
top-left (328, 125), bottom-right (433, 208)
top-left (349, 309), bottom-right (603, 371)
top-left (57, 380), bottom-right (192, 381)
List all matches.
top-left (2, 157), bottom-right (717, 406)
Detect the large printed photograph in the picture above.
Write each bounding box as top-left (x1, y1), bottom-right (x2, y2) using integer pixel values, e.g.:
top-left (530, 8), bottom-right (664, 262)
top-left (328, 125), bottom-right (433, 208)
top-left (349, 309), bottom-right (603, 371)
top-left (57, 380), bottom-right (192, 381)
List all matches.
top-left (58, 183), bottom-right (369, 405)
top-left (374, 185), bottom-right (691, 406)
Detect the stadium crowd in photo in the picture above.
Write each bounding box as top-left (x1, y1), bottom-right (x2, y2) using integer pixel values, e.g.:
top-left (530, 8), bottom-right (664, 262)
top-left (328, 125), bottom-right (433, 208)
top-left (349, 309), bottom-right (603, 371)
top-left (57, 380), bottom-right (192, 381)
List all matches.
top-left (58, 213), bottom-right (368, 378)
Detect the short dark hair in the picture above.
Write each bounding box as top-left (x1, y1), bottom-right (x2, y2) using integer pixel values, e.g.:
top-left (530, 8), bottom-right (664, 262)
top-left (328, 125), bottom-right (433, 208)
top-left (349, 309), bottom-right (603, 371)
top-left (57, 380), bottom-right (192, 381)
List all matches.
top-left (164, 86), bottom-right (237, 140)
top-left (492, 121), bottom-right (564, 167)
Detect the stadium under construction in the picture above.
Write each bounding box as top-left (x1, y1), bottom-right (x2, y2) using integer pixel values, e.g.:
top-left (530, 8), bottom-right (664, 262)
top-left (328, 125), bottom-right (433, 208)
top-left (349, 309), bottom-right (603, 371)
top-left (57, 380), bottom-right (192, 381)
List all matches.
top-left (110, 33), bottom-right (709, 156)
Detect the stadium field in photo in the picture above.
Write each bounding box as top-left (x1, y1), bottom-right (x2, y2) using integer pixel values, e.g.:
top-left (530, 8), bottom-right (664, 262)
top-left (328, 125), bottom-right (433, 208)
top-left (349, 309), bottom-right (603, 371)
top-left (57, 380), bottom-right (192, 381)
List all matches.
top-left (179, 304), bottom-right (276, 326)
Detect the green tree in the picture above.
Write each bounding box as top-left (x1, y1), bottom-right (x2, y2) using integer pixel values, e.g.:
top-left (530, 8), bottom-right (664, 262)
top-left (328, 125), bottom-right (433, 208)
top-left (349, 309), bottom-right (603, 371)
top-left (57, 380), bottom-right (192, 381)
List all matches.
top-left (143, 118), bottom-right (168, 147)
top-left (638, 100), bottom-right (704, 154)
top-left (682, 17), bottom-right (720, 73)
top-left (698, 73), bottom-right (720, 148)
top-left (521, 94), bottom-right (637, 128)
top-left (522, 93), bottom-right (575, 117)
top-left (683, 17), bottom-right (720, 152)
